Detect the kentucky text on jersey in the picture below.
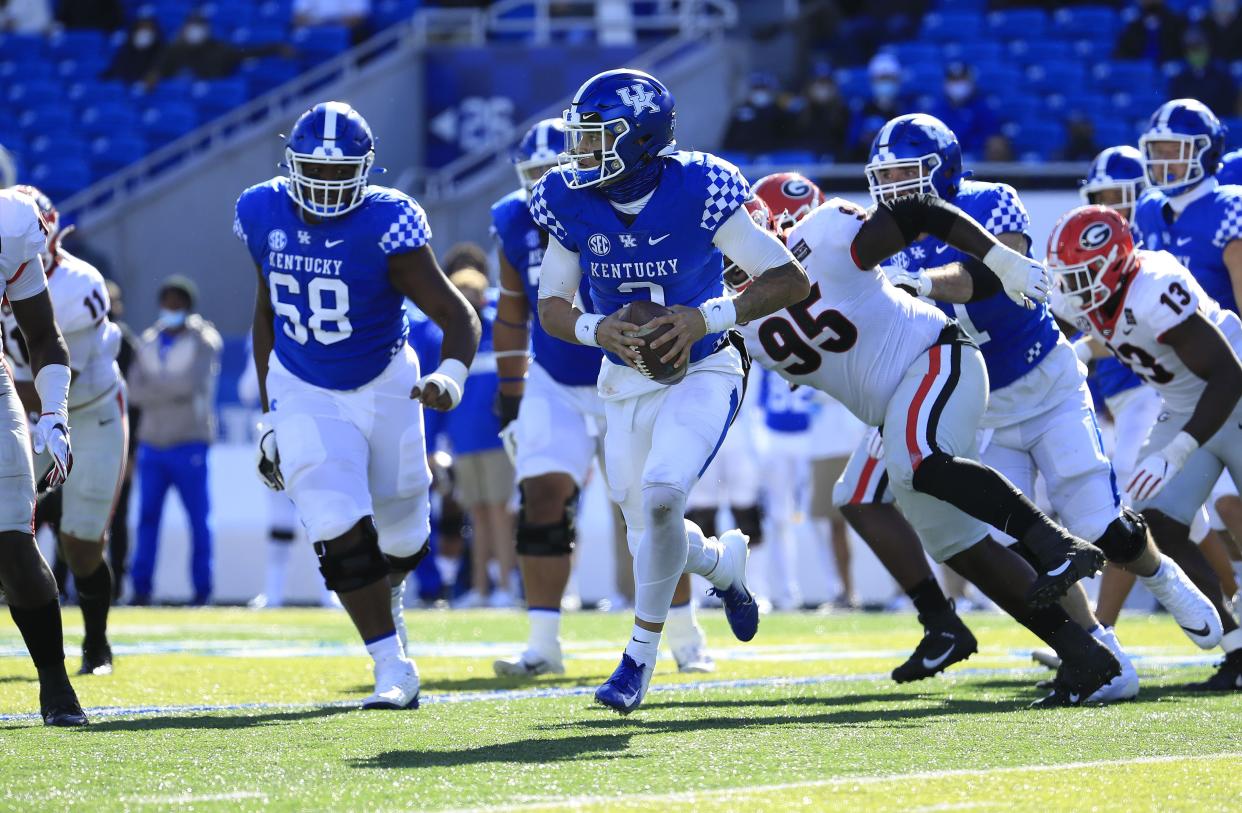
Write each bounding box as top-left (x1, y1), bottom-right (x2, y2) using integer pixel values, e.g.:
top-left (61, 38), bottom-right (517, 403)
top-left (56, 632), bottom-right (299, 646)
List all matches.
top-left (587, 259), bottom-right (679, 278)
top-left (268, 253), bottom-right (345, 276)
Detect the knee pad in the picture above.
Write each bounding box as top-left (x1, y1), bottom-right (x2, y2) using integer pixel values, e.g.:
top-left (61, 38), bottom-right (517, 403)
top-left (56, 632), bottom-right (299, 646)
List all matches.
top-left (516, 486), bottom-right (578, 557)
top-left (385, 544), bottom-right (430, 575)
top-left (1095, 508), bottom-right (1148, 564)
top-left (643, 484), bottom-right (686, 529)
top-left (684, 507), bottom-right (717, 538)
top-left (314, 518), bottom-right (389, 593)
top-left (909, 451), bottom-right (956, 494)
top-left (732, 504), bottom-right (763, 543)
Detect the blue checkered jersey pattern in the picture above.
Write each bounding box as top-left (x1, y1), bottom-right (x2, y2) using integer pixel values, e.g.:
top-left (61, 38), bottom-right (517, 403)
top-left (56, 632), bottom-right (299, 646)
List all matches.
top-left (528, 151), bottom-right (750, 367)
top-left (491, 189), bottom-right (601, 388)
top-left (1133, 183), bottom-right (1242, 314)
top-left (235, 177), bottom-right (430, 390)
top-left (885, 180), bottom-right (1060, 390)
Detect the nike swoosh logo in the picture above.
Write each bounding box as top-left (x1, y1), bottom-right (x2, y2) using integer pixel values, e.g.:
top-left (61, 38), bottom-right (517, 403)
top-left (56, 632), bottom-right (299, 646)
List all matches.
top-left (1068, 692), bottom-right (1080, 704)
top-left (1176, 237), bottom-right (1192, 246)
top-left (935, 245), bottom-right (950, 254)
top-left (648, 234), bottom-right (670, 245)
top-left (921, 640), bottom-right (957, 670)
top-left (325, 239), bottom-right (345, 247)
top-left (1046, 561), bottom-right (1071, 577)
top-left (99, 418), bottom-right (116, 426)
top-left (1180, 622), bottom-right (1211, 637)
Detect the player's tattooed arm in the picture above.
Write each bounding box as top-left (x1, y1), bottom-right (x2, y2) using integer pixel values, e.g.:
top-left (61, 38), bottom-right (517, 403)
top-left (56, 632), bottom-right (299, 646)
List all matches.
top-left (251, 262), bottom-right (275, 412)
top-left (731, 261), bottom-right (811, 326)
top-left (9, 289), bottom-right (70, 377)
top-left (1162, 312), bottom-right (1242, 445)
top-left (494, 252), bottom-right (530, 418)
top-left (537, 236), bottom-right (645, 363)
top-left (390, 245), bottom-right (481, 410)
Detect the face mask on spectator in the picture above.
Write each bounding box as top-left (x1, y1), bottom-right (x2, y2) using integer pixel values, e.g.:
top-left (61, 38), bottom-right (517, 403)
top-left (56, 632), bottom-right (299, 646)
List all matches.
top-left (748, 89), bottom-right (774, 107)
top-left (133, 28), bottom-right (156, 49)
top-left (945, 79), bottom-right (974, 103)
top-left (808, 81), bottom-right (837, 103)
top-left (158, 309), bottom-right (187, 330)
top-left (871, 79), bottom-right (899, 103)
top-left (183, 23), bottom-right (210, 45)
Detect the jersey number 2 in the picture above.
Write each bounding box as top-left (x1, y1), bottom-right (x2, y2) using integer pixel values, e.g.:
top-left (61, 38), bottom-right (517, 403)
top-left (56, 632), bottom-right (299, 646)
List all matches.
top-left (269, 273), bottom-right (353, 346)
top-left (758, 283), bottom-right (857, 375)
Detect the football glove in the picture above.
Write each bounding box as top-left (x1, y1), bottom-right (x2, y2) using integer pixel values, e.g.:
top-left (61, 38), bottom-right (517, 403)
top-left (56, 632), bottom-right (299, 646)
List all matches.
top-left (31, 413), bottom-right (72, 488)
top-left (882, 267), bottom-right (932, 298)
top-left (983, 243), bottom-right (1050, 309)
top-left (1126, 431), bottom-right (1198, 503)
top-left (495, 392), bottom-right (522, 429)
top-left (256, 413), bottom-right (283, 491)
top-left (499, 423), bottom-right (518, 465)
top-left (866, 427), bottom-right (885, 460)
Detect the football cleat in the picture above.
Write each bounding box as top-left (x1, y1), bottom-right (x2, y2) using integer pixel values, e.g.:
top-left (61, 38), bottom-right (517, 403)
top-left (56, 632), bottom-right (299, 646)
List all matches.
top-left (1023, 526), bottom-right (1105, 608)
top-left (891, 602), bottom-right (977, 683)
top-left (1030, 638), bottom-right (1121, 708)
top-left (1086, 628), bottom-right (1139, 703)
top-left (492, 650), bottom-right (565, 679)
top-left (1139, 555), bottom-right (1223, 649)
top-left (707, 529), bottom-right (759, 642)
top-left (594, 653), bottom-right (653, 715)
top-left (361, 658), bottom-right (420, 710)
top-left (41, 688), bottom-right (88, 727)
top-left (1031, 649), bottom-right (1062, 670)
top-left (1186, 650), bottom-right (1242, 692)
top-left (78, 642), bottom-right (113, 676)
top-left (672, 642), bottom-right (715, 674)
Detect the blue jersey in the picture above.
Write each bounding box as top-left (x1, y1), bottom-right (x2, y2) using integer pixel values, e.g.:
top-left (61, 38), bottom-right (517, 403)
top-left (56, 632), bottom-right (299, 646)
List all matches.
top-left (886, 179), bottom-right (1059, 390)
top-left (759, 368), bottom-right (815, 434)
top-left (1091, 356), bottom-right (1142, 401)
top-left (405, 304), bottom-right (446, 449)
top-left (443, 298), bottom-right (502, 455)
top-left (490, 188), bottom-right (601, 388)
top-left (529, 151), bottom-right (750, 367)
top-left (1133, 181), bottom-right (1242, 314)
top-left (235, 177), bottom-right (430, 390)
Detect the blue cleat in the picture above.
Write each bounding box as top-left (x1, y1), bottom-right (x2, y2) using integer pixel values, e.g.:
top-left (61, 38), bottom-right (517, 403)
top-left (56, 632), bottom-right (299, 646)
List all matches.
top-left (708, 529), bottom-right (759, 642)
top-left (594, 653), bottom-right (653, 715)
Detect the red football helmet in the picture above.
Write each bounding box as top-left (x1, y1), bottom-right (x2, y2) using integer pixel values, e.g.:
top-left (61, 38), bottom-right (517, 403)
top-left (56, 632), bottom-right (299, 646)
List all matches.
top-left (12, 184), bottom-right (67, 272)
top-left (1045, 205), bottom-right (1137, 319)
top-left (752, 172), bottom-right (824, 236)
top-left (724, 196), bottom-right (773, 293)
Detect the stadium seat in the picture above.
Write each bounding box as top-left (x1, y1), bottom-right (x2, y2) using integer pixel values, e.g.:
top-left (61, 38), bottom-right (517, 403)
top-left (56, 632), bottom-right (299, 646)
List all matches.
top-left (1024, 63), bottom-right (1088, 94)
top-left (943, 40), bottom-right (1005, 65)
top-left (373, 0), bottom-right (422, 29)
top-left (30, 159), bottom-right (93, 200)
top-left (67, 80), bottom-right (131, 107)
top-left (1052, 5), bottom-right (1120, 40)
top-left (81, 101), bottom-right (140, 136)
top-left (887, 41), bottom-right (942, 66)
top-left (47, 30), bottom-right (112, 62)
top-left (1009, 38), bottom-right (1075, 66)
top-left (1094, 60), bottom-right (1164, 95)
top-left (987, 9), bottom-right (1048, 41)
top-left (1223, 118), bottom-right (1242, 150)
top-left (30, 134), bottom-right (92, 166)
top-left (974, 64), bottom-right (1023, 94)
top-left (1090, 118), bottom-right (1140, 150)
top-left (291, 25), bottom-right (352, 66)
top-left (141, 101), bottom-right (199, 143)
top-left (256, 0), bottom-right (295, 23)
top-left (191, 78), bottom-right (250, 121)
top-left (920, 11), bottom-right (984, 42)
top-left (90, 133), bottom-right (150, 175)
top-left (232, 23), bottom-right (289, 46)
top-left (56, 56), bottom-right (112, 81)
top-left (0, 33), bottom-right (46, 62)
top-left (1005, 119), bottom-right (1067, 160)
top-left (18, 105), bottom-right (77, 136)
top-left (240, 57), bottom-right (300, 93)
top-left (934, 0), bottom-right (986, 10)
top-left (6, 78), bottom-right (62, 106)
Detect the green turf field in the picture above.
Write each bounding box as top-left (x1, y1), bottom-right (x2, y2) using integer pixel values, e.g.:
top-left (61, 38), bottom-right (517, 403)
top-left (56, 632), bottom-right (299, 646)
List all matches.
top-left (0, 607), bottom-right (1237, 811)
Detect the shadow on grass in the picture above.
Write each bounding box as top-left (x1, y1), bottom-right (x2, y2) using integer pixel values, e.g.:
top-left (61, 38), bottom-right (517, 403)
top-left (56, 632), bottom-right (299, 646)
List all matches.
top-left (351, 732), bottom-right (641, 770)
top-left (68, 705), bottom-right (355, 733)
top-left (345, 674), bottom-right (603, 695)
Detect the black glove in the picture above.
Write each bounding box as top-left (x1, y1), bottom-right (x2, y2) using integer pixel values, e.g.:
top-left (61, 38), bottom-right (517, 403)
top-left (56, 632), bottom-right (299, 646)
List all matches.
top-left (495, 392), bottom-right (522, 428)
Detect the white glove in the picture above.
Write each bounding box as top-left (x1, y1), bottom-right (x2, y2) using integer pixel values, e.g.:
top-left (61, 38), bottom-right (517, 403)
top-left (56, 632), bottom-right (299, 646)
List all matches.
top-left (256, 412), bottom-right (283, 491)
top-left (413, 359), bottom-right (468, 410)
top-left (866, 427), bottom-right (885, 459)
top-left (1126, 431), bottom-right (1198, 503)
top-left (31, 413), bottom-right (72, 488)
top-left (883, 267), bottom-right (932, 298)
top-left (1071, 337), bottom-right (1095, 365)
top-left (983, 243), bottom-right (1050, 309)
top-left (499, 422), bottom-right (518, 464)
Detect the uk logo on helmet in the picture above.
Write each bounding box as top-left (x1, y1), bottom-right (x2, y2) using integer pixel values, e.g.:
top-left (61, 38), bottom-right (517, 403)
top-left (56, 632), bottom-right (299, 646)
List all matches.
top-left (1080, 222), bottom-right (1112, 249)
top-left (617, 85), bottom-right (659, 115)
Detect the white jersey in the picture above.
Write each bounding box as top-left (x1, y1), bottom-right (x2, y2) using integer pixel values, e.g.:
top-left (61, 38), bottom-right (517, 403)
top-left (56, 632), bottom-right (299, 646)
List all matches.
top-left (0, 190), bottom-right (50, 302)
top-left (738, 198), bottom-right (948, 427)
top-left (1064, 250), bottom-right (1242, 415)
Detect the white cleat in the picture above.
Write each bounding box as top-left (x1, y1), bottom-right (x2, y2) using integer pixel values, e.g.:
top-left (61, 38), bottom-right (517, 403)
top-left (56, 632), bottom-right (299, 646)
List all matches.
top-left (1140, 554), bottom-right (1223, 649)
top-left (492, 649), bottom-right (565, 678)
top-left (1088, 628), bottom-right (1139, 704)
top-left (390, 579), bottom-right (409, 656)
top-left (362, 658), bottom-right (420, 710)
top-left (672, 642), bottom-right (715, 673)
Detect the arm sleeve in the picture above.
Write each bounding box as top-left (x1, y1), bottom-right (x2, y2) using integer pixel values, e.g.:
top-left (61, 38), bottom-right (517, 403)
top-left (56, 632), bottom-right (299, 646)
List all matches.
top-left (537, 236), bottom-right (583, 303)
top-left (712, 206), bottom-right (795, 275)
top-left (379, 196), bottom-right (433, 255)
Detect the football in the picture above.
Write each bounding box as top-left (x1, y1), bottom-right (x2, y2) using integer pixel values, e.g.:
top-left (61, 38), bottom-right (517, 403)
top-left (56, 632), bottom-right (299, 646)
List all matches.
top-left (616, 299), bottom-right (688, 385)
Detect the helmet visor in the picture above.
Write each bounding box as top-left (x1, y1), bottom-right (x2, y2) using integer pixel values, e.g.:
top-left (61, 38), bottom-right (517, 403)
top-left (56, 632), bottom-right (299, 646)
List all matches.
top-left (559, 112), bottom-right (628, 189)
top-left (1050, 244), bottom-right (1118, 316)
top-left (865, 154), bottom-right (940, 204)
top-left (1139, 135), bottom-right (1206, 191)
top-left (1080, 182), bottom-right (1137, 222)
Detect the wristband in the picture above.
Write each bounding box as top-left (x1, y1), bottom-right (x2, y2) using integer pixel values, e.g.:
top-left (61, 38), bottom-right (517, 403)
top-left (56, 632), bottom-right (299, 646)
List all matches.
top-left (575, 313), bottom-right (605, 347)
top-left (34, 363), bottom-right (71, 421)
top-left (436, 358), bottom-right (469, 393)
top-left (698, 296), bottom-right (737, 334)
top-left (982, 242), bottom-right (1026, 283)
top-left (1163, 431), bottom-right (1199, 470)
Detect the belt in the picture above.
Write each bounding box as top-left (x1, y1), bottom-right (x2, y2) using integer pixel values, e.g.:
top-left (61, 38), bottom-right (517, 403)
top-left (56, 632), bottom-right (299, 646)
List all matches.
top-left (934, 320), bottom-right (976, 349)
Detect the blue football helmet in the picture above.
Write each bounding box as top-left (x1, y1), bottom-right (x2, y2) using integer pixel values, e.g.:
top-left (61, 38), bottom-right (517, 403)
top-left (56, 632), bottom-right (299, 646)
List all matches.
top-left (865, 113), bottom-right (964, 203)
top-left (1080, 145), bottom-right (1146, 222)
top-left (512, 118), bottom-right (565, 191)
top-left (559, 68), bottom-right (676, 189)
top-left (1218, 148), bottom-right (1242, 187)
top-left (284, 101), bottom-right (375, 217)
top-left (1139, 98), bottom-right (1226, 197)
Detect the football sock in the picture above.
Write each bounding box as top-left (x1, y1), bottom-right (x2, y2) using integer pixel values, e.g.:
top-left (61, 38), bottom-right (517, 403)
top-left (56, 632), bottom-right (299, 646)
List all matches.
top-left (911, 455), bottom-right (1055, 540)
top-left (264, 534), bottom-right (294, 606)
top-left (364, 630), bottom-right (404, 667)
top-left (1221, 628), bottom-right (1242, 654)
top-left (684, 520), bottom-right (729, 590)
top-left (527, 607), bottom-right (561, 656)
top-left (624, 623), bottom-right (660, 668)
top-left (9, 599), bottom-right (70, 685)
top-left (664, 601), bottom-right (699, 649)
top-left (74, 561), bottom-right (113, 650)
top-left (633, 486), bottom-right (690, 624)
top-left (907, 577), bottom-right (951, 619)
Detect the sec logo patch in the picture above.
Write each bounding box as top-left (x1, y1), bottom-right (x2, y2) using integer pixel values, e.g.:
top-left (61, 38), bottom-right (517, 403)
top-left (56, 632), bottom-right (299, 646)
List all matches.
top-left (587, 233), bottom-right (611, 256)
top-left (268, 229), bottom-right (288, 252)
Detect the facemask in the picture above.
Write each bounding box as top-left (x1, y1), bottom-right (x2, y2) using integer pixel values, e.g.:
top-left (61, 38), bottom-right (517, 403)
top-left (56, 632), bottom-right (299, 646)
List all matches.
top-left (749, 90), bottom-right (774, 107)
top-left (808, 82), bottom-right (836, 103)
top-left (133, 29), bottom-right (156, 48)
top-left (183, 24), bottom-right (209, 45)
top-left (158, 309), bottom-right (187, 330)
top-left (871, 79), bottom-right (899, 103)
top-left (945, 79), bottom-right (973, 103)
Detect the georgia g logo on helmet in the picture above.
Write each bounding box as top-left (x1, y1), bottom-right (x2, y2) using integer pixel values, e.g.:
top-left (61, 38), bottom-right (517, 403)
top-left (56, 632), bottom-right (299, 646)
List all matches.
top-left (1080, 221), bottom-right (1112, 250)
top-left (781, 178), bottom-right (811, 199)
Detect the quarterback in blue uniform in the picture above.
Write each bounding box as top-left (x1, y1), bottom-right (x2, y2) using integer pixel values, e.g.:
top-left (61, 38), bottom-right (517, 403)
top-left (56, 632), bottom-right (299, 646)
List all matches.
top-left (236, 101), bottom-right (480, 710)
top-left (532, 69), bottom-right (810, 713)
top-left (491, 119), bottom-right (714, 679)
top-left (874, 115), bottom-right (1217, 699)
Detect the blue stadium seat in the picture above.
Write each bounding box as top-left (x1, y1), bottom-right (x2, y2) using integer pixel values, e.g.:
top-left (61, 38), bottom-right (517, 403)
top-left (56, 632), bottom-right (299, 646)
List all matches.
top-left (56, 56), bottom-right (112, 81)
top-left (887, 41), bottom-right (942, 66)
top-left (904, 61), bottom-right (945, 93)
top-left (81, 101), bottom-right (140, 136)
top-left (1094, 60), bottom-right (1164, 94)
top-left (30, 134), bottom-right (92, 164)
top-left (943, 40), bottom-right (1005, 65)
top-left (0, 34), bottom-right (47, 62)
top-left (834, 67), bottom-right (871, 99)
top-left (990, 95), bottom-right (1044, 127)
top-left (18, 106), bottom-right (77, 136)
top-left (1005, 120), bottom-right (1067, 160)
top-left (30, 159), bottom-right (94, 200)
top-left (1090, 118), bottom-right (1140, 150)
top-left (47, 30), bottom-right (111, 62)
top-left (232, 23), bottom-right (288, 46)
top-left (240, 57), bottom-right (300, 93)
top-left (934, 0), bottom-right (986, 10)
top-left (6, 78), bottom-right (62, 106)
top-left (974, 64), bottom-right (1024, 94)
top-left (68, 80), bottom-right (130, 107)
top-left (256, 0), bottom-right (295, 23)
top-left (1008, 38), bottom-right (1075, 65)
top-left (90, 133), bottom-right (149, 175)
top-left (920, 11), bottom-right (985, 42)
top-left (148, 0), bottom-right (194, 35)
top-left (1052, 5), bottom-right (1120, 40)
top-left (191, 78), bottom-right (250, 120)
top-left (987, 9), bottom-right (1048, 40)
top-left (373, 0), bottom-right (422, 29)
top-left (292, 25), bottom-right (352, 66)
top-left (142, 101), bottom-right (199, 143)
top-left (201, 0), bottom-right (256, 34)
top-left (1024, 62), bottom-right (1088, 94)
top-left (147, 76), bottom-right (196, 102)
top-left (1111, 90), bottom-right (1166, 122)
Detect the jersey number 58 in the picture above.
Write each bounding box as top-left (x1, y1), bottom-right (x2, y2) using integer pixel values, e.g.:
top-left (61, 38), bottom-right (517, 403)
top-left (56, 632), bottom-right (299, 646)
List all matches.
top-left (269, 272), bottom-right (353, 346)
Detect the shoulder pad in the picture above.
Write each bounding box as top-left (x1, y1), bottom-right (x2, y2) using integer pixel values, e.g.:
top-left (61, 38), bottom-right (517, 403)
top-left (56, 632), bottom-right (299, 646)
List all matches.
top-left (695, 152), bottom-right (750, 233)
top-left (370, 188), bottom-right (432, 255)
top-left (528, 171), bottom-right (574, 246)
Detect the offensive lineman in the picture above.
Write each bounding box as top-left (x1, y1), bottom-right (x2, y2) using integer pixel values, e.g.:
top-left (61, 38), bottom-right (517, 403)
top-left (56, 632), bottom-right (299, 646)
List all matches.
top-left (236, 101), bottom-right (480, 710)
top-left (2, 186), bottom-right (126, 677)
top-left (0, 188), bottom-right (84, 725)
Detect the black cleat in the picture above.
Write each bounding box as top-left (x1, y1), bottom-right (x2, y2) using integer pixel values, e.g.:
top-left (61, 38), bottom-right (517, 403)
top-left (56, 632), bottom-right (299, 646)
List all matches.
top-left (78, 642), bottom-right (113, 676)
top-left (1186, 650), bottom-right (1242, 691)
top-left (892, 603), bottom-right (978, 683)
top-left (1030, 638), bottom-right (1120, 708)
top-left (41, 690), bottom-right (88, 727)
top-left (1023, 526), bottom-right (1105, 608)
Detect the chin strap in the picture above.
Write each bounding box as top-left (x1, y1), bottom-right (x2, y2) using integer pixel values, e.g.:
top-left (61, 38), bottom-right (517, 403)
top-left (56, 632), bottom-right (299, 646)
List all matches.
top-left (602, 157), bottom-right (664, 203)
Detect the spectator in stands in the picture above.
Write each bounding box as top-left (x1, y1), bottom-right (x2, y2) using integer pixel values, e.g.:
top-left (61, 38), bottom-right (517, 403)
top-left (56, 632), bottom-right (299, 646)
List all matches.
top-left (105, 18), bottom-right (166, 83)
top-left (442, 268), bottom-right (516, 609)
top-left (845, 53), bottom-right (908, 162)
top-left (294, 0), bottom-right (372, 42)
top-left (792, 62), bottom-right (850, 160)
top-left (931, 63), bottom-right (1008, 162)
top-left (127, 277), bottom-right (222, 606)
top-left (723, 72), bottom-right (795, 156)
top-left (1063, 113), bottom-right (1099, 162)
top-left (1203, 0), bottom-right (1242, 61)
top-left (1114, 0), bottom-right (1187, 63)
top-left (0, 0), bottom-right (52, 34)
top-left (145, 12), bottom-right (293, 87)
top-left (1169, 27), bottom-right (1240, 117)
top-left (56, 0), bottom-right (124, 31)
